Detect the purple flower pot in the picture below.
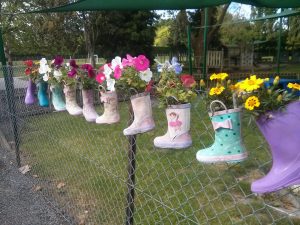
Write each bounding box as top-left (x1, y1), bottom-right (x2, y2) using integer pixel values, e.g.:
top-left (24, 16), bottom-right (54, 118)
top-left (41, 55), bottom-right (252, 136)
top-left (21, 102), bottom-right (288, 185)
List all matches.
top-left (251, 101), bottom-right (300, 193)
top-left (24, 78), bottom-right (36, 105)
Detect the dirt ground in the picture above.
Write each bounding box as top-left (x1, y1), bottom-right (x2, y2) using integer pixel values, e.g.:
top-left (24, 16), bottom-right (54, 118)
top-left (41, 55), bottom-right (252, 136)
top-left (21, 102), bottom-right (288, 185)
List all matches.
top-left (0, 142), bottom-right (72, 225)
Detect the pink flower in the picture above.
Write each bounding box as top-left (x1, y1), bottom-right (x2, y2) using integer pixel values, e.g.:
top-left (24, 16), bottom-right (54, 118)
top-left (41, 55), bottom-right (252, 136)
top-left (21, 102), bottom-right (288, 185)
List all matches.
top-left (25, 68), bottom-right (31, 75)
top-left (180, 74), bottom-right (196, 88)
top-left (134, 55), bottom-right (150, 71)
top-left (69, 59), bottom-right (78, 68)
top-left (54, 55), bottom-right (64, 68)
top-left (67, 68), bottom-right (77, 78)
top-left (122, 54), bottom-right (135, 67)
top-left (81, 64), bottom-right (93, 71)
top-left (96, 73), bottom-right (106, 84)
top-left (114, 65), bottom-right (122, 79)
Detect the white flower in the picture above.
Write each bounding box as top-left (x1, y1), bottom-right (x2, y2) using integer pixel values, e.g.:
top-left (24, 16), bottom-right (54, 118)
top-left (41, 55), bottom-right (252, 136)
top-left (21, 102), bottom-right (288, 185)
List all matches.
top-left (103, 64), bottom-right (113, 79)
top-left (39, 64), bottom-right (51, 74)
top-left (106, 78), bottom-right (116, 91)
top-left (53, 69), bottom-right (62, 81)
top-left (39, 58), bottom-right (47, 65)
top-left (111, 56), bottom-right (123, 70)
top-left (139, 68), bottom-right (152, 82)
top-left (43, 74), bottom-right (49, 82)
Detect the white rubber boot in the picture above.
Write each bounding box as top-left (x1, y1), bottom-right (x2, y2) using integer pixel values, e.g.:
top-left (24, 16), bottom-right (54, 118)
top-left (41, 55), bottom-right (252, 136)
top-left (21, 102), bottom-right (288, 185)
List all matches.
top-left (154, 103), bottom-right (192, 149)
top-left (82, 89), bottom-right (99, 122)
top-left (123, 92), bottom-right (155, 135)
top-left (96, 91), bottom-right (120, 124)
top-left (64, 85), bottom-right (82, 116)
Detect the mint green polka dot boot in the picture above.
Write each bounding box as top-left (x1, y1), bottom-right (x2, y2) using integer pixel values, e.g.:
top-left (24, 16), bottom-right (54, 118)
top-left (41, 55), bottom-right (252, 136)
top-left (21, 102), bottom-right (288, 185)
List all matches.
top-left (196, 100), bottom-right (248, 163)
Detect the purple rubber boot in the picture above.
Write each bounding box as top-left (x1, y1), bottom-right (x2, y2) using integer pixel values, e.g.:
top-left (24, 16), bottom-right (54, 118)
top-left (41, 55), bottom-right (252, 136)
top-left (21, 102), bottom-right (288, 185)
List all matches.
top-left (251, 101), bottom-right (300, 193)
top-left (25, 78), bottom-right (36, 105)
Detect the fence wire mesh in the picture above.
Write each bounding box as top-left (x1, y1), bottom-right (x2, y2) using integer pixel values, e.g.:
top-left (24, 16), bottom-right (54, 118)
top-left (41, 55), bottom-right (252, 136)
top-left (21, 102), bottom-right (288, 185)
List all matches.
top-left (0, 65), bottom-right (300, 225)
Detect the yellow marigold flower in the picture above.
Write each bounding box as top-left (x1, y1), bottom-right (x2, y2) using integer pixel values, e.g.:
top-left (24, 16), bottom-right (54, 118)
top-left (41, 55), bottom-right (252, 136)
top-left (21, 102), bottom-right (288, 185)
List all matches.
top-left (239, 75), bottom-right (264, 92)
top-left (245, 96), bottom-right (260, 111)
top-left (209, 86), bottom-right (225, 96)
top-left (210, 73), bottom-right (217, 80)
top-left (264, 78), bottom-right (270, 82)
top-left (200, 79), bottom-right (205, 87)
top-left (273, 76), bottom-right (280, 85)
top-left (277, 94), bottom-right (283, 102)
top-left (210, 72), bottom-right (228, 80)
top-left (287, 83), bottom-right (300, 90)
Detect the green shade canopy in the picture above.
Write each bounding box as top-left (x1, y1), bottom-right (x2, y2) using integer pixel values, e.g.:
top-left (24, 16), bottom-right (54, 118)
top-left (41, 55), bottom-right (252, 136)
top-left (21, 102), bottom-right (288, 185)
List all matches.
top-left (35, 0), bottom-right (300, 13)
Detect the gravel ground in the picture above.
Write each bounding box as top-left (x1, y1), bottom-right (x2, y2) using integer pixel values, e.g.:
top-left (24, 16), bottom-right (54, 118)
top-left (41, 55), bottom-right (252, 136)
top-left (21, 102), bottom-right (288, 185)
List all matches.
top-left (0, 140), bottom-right (72, 225)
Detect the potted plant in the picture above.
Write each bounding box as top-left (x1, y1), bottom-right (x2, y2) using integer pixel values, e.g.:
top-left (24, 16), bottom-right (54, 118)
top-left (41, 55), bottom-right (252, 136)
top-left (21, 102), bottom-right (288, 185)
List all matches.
top-left (95, 56), bottom-right (121, 124)
top-left (37, 58), bottom-right (51, 107)
top-left (43, 56), bottom-right (66, 111)
top-left (62, 59), bottom-right (82, 116)
top-left (154, 61), bottom-right (196, 149)
top-left (24, 60), bottom-right (39, 105)
top-left (77, 63), bottom-right (99, 122)
top-left (196, 73), bottom-right (248, 163)
top-left (119, 54), bottom-right (155, 136)
top-left (236, 75), bottom-right (300, 193)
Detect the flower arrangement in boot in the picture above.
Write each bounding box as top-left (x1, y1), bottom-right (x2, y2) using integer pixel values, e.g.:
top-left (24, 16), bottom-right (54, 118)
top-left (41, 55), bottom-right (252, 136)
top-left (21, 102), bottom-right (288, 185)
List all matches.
top-left (43, 56), bottom-right (66, 111)
top-left (62, 59), bottom-right (83, 116)
top-left (235, 75), bottom-right (300, 193)
top-left (196, 73), bottom-right (248, 163)
top-left (36, 58), bottom-right (51, 107)
top-left (23, 60), bottom-right (39, 105)
top-left (95, 56), bottom-right (122, 124)
top-left (119, 54), bottom-right (155, 136)
top-left (154, 63), bottom-right (197, 149)
top-left (77, 63), bottom-right (99, 122)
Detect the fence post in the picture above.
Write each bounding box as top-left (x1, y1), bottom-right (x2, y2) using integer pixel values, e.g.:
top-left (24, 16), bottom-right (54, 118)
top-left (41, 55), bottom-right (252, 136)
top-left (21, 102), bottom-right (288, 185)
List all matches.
top-left (187, 24), bottom-right (193, 75)
top-left (202, 8), bottom-right (208, 80)
top-left (125, 103), bottom-right (137, 225)
top-left (0, 28), bottom-right (20, 166)
top-left (276, 8), bottom-right (283, 74)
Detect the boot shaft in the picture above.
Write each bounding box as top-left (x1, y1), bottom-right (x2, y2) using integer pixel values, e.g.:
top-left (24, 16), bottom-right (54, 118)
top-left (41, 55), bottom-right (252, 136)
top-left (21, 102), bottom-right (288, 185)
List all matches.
top-left (256, 101), bottom-right (300, 163)
top-left (130, 92), bottom-right (152, 118)
top-left (209, 108), bottom-right (242, 144)
top-left (100, 91), bottom-right (118, 112)
top-left (82, 89), bottom-right (95, 106)
top-left (64, 85), bottom-right (77, 104)
top-left (166, 103), bottom-right (190, 139)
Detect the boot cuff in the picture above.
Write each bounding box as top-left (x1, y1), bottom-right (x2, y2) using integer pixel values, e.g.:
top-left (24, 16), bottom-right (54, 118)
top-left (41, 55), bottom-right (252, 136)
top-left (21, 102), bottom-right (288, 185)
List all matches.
top-left (209, 107), bottom-right (241, 117)
top-left (167, 103), bottom-right (191, 109)
top-left (130, 92), bottom-right (149, 100)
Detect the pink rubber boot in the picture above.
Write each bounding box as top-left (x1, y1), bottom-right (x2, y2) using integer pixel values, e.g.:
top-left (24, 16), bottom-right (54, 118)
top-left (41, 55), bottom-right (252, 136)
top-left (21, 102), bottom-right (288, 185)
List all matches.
top-left (123, 92), bottom-right (155, 135)
top-left (96, 91), bottom-right (120, 124)
top-left (82, 89), bottom-right (99, 122)
top-left (154, 103), bottom-right (192, 149)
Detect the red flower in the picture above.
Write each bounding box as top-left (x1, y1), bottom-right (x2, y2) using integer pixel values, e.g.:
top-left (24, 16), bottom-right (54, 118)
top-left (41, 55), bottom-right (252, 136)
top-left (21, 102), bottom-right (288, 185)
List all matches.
top-left (145, 80), bottom-right (154, 92)
top-left (25, 68), bottom-right (31, 75)
top-left (24, 60), bottom-right (33, 68)
top-left (180, 74), bottom-right (196, 88)
top-left (96, 73), bottom-right (106, 84)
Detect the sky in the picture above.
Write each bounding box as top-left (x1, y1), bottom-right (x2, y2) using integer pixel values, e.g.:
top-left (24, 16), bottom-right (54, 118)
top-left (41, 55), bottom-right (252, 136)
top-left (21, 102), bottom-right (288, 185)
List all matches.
top-left (156, 3), bottom-right (252, 19)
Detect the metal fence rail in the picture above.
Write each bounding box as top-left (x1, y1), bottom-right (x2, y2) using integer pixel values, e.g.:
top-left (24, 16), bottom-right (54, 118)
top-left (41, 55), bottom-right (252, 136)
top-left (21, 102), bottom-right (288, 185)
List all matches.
top-left (0, 65), bottom-right (300, 225)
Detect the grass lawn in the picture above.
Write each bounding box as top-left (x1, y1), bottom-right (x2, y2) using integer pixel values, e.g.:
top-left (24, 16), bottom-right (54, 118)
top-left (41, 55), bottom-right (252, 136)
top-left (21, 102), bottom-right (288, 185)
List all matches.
top-left (19, 100), bottom-right (299, 225)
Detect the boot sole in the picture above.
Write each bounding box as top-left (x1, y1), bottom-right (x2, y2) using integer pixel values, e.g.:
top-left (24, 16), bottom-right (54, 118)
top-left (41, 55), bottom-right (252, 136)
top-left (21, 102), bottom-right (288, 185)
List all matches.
top-left (196, 152), bottom-right (248, 163)
top-left (251, 167), bottom-right (300, 193)
top-left (123, 125), bottom-right (155, 136)
top-left (154, 141), bottom-right (192, 149)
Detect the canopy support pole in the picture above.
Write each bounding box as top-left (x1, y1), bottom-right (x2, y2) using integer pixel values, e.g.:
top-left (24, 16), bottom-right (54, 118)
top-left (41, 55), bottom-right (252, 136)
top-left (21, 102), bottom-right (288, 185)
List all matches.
top-left (276, 8), bottom-right (283, 74)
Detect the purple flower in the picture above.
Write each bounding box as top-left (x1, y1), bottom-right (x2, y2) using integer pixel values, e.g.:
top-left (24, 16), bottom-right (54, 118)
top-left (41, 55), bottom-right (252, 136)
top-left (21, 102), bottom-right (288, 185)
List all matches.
top-left (69, 59), bottom-right (79, 68)
top-left (68, 68), bottom-right (77, 78)
top-left (87, 68), bottom-right (95, 78)
top-left (54, 55), bottom-right (64, 68)
top-left (81, 63), bottom-right (93, 71)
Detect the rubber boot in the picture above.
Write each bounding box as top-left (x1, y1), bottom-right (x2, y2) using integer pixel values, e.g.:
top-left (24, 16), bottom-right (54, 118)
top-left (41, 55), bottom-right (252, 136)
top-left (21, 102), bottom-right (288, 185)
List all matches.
top-left (96, 91), bottom-right (120, 124)
top-left (123, 92), bottom-right (155, 135)
top-left (50, 84), bottom-right (66, 111)
top-left (154, 103), bottom-right (192, 149)
top-left (63, 85), bottom-right (82, 116)
top-left (196, 108), bottom-right (247, 163)
top-left (251, 101), bottom-right (300, 193)
top-left (25, 78), bottom-right (36, 105)
top-left (37, 80), bottom-right (49, 107)
top-left (82, 89), bottom-right (99, 122)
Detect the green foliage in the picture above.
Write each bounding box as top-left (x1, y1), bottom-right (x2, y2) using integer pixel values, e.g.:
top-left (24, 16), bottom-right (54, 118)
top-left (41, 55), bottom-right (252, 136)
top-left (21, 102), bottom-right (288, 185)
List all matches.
top-left (119, 66), bottom-right (147, 93)
top-left (156, 68), bottom-right (196, 108)
top-left (154, 25), bottom-right (170, 47)
top-left (168, 10), bottom-right (188, 50)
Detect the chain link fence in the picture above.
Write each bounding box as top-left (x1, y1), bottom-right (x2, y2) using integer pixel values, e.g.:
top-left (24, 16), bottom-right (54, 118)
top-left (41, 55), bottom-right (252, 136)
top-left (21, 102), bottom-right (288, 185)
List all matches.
top-left (0, 65), bottom-right (300, 224)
